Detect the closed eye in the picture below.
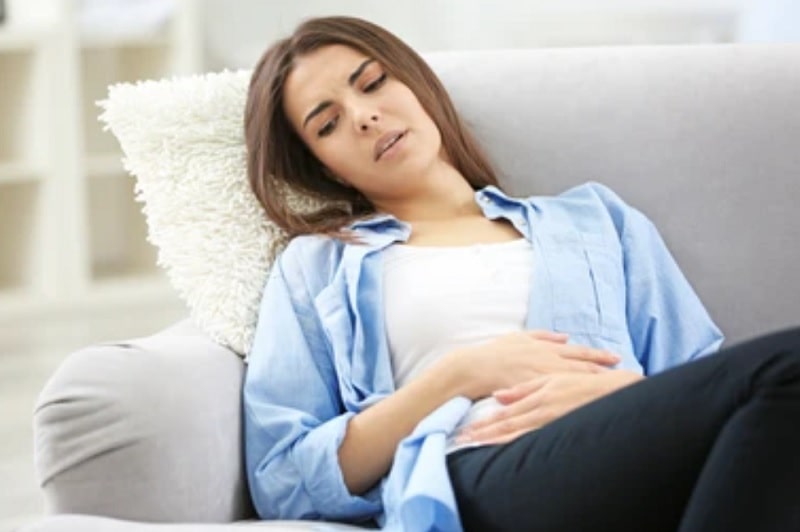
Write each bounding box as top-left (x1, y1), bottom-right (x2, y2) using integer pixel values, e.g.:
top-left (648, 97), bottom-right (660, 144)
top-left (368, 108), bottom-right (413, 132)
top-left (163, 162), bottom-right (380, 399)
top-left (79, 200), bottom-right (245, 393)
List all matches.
top-left (364, 72), bottom-right (387, 93)
top-left (318, 115), bottom-right (339, 137)
top-left (316, 70), bottom-right (386, 137)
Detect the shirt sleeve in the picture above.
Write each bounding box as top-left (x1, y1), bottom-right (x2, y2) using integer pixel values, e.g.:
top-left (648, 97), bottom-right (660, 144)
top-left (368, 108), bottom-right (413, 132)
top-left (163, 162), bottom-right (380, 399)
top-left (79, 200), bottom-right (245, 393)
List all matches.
top-left (243, 247), bottom-right (382, 522)
top-left (588, 182), bottom-right (724, 374)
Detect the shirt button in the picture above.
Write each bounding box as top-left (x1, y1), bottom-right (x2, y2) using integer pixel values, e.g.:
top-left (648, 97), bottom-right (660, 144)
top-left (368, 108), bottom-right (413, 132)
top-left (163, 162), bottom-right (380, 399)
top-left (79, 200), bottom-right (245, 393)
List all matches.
top-left (515, 217), bottom-right (527, 225)
top-left (480, 195), bottom-right (492, 204)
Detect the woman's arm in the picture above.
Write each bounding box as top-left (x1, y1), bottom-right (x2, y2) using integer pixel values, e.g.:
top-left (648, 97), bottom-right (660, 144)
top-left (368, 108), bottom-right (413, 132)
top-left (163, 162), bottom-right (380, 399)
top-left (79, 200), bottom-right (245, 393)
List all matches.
top-left (339, 331), bottom-right (619, 494)
top-left (245, 248), bottom-right (381, 521)
top-left (245, 241), bottom-right (620, 518)
top-left (458, 183), bottom-right (726, 444)
top-left (337, 355), bottom-right (464, 495)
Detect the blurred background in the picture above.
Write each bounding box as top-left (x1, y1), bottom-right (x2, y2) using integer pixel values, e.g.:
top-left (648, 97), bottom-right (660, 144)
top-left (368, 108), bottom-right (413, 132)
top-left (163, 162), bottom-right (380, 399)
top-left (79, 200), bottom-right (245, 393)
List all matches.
top-left (0, 0), bottom-right (797, 529)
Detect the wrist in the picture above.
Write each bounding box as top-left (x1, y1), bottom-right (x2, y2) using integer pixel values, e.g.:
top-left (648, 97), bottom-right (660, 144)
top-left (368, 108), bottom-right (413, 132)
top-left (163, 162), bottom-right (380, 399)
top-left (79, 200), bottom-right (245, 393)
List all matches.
top-left (606, 369), bottom-right (644, 392)
top-left (430, 348), bottom-right (476, 400)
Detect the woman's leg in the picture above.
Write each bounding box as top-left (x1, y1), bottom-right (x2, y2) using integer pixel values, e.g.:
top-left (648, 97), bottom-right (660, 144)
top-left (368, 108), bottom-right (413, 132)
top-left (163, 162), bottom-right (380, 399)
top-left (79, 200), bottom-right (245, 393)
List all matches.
top-left (447, 327), bottom-right (800, 532)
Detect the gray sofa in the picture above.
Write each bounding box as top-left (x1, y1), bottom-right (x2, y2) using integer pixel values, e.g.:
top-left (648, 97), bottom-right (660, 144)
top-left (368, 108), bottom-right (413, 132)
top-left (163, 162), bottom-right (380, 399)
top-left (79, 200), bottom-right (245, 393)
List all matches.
top-left (25, 44), bottom-right (800, 531)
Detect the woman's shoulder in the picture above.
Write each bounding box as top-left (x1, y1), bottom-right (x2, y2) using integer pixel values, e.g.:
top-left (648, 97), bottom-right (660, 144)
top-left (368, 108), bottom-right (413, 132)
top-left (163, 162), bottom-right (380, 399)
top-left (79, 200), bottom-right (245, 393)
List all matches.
top-left (551, 181), bottom-right (628, 208)
top-left (518, 181), bottom-right (639, 240)
top-left (516, 179), bottom-right (624, 207)
top-left (281, 233), bottom-right (343, 256)
top-left (534, 181), bottom-right (636, 224)
top-left (275, 234), bottom-right (346, 285)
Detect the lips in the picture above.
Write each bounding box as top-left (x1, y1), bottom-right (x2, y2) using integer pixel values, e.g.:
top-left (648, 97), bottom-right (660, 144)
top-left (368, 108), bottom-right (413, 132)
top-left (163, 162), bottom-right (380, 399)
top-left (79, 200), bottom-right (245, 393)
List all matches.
top-left (374, 130), bottom-right (407, 161)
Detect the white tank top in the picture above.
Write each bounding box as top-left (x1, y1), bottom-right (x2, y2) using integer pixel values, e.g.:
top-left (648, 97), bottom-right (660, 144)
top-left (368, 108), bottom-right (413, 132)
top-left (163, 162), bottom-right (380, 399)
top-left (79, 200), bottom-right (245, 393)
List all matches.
top-left (382, 238), bottom-right (533, 452)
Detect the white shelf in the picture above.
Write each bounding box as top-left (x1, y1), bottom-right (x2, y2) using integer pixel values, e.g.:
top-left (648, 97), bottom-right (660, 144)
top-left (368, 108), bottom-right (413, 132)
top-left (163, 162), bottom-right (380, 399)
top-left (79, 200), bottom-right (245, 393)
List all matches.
top-left (0, 162), bottom-right (44, 184)
top-left (0, 44), bottom-right (48, 171)
top-left (0, 27), bottom-right (49, 51)
top-left (87, 173), bottom-right (156, 283)
top-left (81, 45), bottom-right (172, 156)
top-left (88, 274), bottom-right (172, 301)
top-left (0, 289), bottom-right (45, 319)
top-left (0, 181), bottom-right (43, 293)
top-left (0, 274), bottom-right (182, 321)
top-left (80, 33), bottom-right (172, 50)
top-left (0, 0), bottom-right (201, 323)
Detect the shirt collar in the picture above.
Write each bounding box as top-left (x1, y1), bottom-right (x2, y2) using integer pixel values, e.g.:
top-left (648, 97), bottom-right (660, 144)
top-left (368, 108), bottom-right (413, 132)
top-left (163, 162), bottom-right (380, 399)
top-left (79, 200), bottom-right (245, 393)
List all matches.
top-left (347, 214), bottom-right (411, 248)
top-left (475, 186), bottom-right (532, 237)
top-left (474, 185), bottom-right (529, 212)
top-left (346, 185), bottom-right (530, 246)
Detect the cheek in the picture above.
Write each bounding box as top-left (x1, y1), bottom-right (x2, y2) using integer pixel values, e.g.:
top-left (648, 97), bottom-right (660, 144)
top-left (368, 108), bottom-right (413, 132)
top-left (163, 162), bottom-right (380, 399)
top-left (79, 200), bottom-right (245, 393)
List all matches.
top-left (402, 97), bottom-right (441, 143)
top-left (420, 112), bottom-right (443, 150)
top-left (313, 140), bottom-right (357, 174)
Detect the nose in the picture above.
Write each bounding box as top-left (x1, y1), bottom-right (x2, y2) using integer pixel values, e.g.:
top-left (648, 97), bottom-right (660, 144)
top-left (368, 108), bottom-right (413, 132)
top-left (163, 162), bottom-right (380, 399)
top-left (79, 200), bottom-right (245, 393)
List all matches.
top-left (356, 112), bottom-right (380, 133)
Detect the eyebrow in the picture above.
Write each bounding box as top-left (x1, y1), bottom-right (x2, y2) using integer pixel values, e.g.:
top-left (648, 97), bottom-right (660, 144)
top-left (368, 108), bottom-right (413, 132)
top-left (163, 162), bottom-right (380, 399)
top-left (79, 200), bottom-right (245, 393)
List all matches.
top-left (347, 58), bottom-right (374, 86)
top-left (302, 58), bottom-right (376, 129)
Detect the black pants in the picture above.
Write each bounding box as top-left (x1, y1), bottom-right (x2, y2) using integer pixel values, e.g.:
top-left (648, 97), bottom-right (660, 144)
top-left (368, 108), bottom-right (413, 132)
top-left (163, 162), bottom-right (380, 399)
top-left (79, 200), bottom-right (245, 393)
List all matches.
top-left (447, 327), bottom-right (800, 532)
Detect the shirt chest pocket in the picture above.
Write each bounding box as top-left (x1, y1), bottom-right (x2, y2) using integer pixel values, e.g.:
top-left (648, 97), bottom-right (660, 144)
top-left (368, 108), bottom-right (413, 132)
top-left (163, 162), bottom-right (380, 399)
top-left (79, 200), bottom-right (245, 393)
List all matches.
top-left (539, 232), bottom-right (626, 339)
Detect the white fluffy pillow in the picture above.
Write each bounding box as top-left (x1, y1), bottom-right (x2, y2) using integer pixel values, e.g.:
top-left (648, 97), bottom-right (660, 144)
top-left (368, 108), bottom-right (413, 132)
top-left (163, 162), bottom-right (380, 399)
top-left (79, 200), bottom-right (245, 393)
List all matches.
top-left (98, 71), bottom-right (303, 356)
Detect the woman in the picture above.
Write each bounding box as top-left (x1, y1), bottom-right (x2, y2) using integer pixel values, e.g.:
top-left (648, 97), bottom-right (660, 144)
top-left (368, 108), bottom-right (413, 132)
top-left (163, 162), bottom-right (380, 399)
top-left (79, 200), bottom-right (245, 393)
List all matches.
top-left (243, 16), bottom-right (800, 532)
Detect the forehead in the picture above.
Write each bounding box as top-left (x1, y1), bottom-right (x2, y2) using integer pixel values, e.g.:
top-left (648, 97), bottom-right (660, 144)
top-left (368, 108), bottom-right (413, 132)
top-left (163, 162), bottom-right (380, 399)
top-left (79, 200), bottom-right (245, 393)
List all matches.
top-left (283, 45), bottom-right (370, 116)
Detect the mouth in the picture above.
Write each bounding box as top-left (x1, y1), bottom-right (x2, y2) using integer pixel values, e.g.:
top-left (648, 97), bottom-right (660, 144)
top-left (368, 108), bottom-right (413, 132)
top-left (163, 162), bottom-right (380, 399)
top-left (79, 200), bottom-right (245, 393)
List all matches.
top-left (374, 130), bottom-right (408, 161)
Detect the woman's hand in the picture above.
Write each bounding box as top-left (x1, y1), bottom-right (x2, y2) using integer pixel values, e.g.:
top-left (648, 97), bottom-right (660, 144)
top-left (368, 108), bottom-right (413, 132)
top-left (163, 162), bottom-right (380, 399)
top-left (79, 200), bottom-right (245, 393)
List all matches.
top-left (456, 370), bottom-right (644, 445)
top-left (445, 330), bottom-right (621, 401)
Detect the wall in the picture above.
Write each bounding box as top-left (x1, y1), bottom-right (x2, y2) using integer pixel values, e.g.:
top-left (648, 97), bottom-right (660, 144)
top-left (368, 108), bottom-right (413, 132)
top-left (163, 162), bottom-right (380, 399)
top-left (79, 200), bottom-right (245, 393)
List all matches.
top-left (200, 0), bottom-right (776, 70)
top-left (738, 0), bottom-right (800, 42)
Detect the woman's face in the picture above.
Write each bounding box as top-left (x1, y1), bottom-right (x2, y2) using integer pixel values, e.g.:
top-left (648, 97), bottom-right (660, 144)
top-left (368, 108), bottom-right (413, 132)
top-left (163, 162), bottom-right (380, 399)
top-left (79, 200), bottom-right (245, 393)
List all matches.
top-left (283, 44), bottom-right (445, 203)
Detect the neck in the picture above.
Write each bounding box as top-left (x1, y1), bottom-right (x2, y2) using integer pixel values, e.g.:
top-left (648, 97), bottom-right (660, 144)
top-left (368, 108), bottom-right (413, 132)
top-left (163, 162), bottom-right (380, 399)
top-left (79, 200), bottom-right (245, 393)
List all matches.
top-left (372, 160), bottom-right (483, 223)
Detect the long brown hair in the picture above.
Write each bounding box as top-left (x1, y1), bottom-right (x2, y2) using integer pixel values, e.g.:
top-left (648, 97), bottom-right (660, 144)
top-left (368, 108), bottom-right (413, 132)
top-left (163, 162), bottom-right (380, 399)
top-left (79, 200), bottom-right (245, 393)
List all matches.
top-left (245, 16), bottom-right (499, 238)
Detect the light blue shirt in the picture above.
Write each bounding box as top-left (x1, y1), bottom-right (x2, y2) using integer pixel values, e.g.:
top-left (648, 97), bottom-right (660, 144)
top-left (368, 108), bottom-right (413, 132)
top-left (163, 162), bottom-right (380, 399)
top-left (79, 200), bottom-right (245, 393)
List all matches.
top-left (243, 182), bottom-right (724, 531)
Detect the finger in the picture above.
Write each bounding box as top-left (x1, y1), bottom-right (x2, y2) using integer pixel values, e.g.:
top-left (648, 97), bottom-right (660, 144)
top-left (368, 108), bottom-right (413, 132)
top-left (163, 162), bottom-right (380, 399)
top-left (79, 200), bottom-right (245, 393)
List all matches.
top-left (492, 377), bottom-right (549, 404)
top-left (546, 356), bottom-right (598, 374)
top-left (561, 347), bottom-right (620, 366)
top-left (463, 403), bottom-right (522, 433)
top-left (561, 347), bottom-right (621, 367)
top-left (481, 428), bottom-right (532, 446)
top-left (466, 409), bottom-right (547, 443)
top-left (463, 395), bottom-right (545, 440)
top-left (493, 388), bottom-right (523, 405)
top-left (527, 330), bottom-right (569, 344)
top-left (457, 419), bottom-right (512, 444)
top-left (561, 359), bottom-right (609, 374)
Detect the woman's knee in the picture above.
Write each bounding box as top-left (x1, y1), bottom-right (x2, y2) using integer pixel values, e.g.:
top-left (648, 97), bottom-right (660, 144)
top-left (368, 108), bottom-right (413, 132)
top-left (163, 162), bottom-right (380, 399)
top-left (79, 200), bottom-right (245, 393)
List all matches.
top-left (740, 327), bottom-right (800, 386)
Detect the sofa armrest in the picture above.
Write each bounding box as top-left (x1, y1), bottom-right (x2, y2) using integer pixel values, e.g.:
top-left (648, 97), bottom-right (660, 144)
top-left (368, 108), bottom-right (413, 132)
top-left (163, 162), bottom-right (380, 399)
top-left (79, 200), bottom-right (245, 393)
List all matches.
top-left (33, 319), bottom-right (255, 523)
